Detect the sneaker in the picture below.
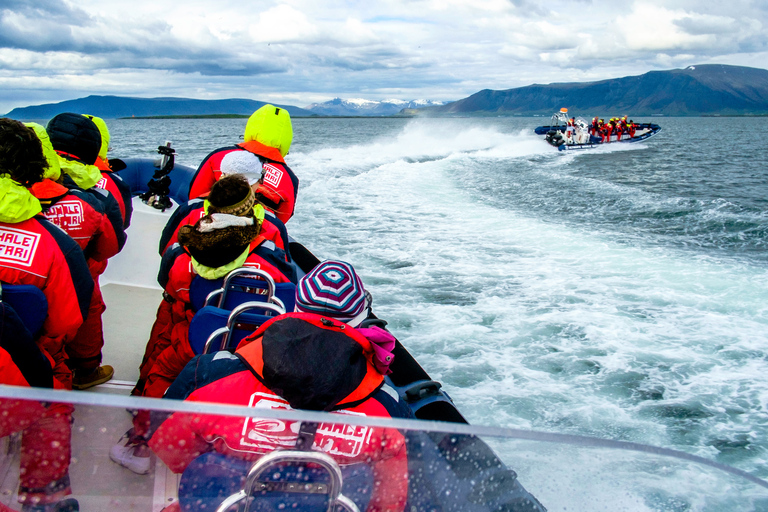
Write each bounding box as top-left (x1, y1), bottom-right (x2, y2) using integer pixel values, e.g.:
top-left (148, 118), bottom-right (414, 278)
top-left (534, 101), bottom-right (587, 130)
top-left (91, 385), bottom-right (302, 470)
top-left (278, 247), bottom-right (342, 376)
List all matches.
top-left (72, 365), bottom-right (114, 390)
top-left (22, 498), bottom-right (79, 512)
top-left (109, 435), bottom-right (151, 475)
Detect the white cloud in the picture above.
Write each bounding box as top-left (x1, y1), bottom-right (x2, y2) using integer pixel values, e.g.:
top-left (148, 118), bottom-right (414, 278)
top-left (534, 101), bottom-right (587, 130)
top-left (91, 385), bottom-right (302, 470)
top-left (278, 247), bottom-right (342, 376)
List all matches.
top-left (0, 0), bottom-right (766, 114)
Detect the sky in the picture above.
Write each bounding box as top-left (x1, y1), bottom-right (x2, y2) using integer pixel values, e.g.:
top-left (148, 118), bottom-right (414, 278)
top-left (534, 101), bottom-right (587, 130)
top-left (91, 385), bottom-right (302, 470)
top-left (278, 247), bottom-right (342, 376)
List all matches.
top-left (1, 0), bottom-right (766, 114)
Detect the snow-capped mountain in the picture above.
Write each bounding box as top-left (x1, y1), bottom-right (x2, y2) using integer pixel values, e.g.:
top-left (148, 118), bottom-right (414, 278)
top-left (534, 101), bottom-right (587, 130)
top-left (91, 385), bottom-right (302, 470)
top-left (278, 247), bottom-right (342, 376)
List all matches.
top-left (303, 98), bottom-right (447, 116)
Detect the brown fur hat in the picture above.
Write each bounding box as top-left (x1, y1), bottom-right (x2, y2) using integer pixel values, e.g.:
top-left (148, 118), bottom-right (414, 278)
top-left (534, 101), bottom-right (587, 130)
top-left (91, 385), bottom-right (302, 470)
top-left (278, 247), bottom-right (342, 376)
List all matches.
top-left (178, 174), bottom-right (261, 268)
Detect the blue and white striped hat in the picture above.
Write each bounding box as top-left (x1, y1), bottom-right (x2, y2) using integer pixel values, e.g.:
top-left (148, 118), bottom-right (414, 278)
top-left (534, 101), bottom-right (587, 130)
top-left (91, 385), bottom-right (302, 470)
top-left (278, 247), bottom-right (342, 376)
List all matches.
top-left (295, 260), bottom-right (369, 325)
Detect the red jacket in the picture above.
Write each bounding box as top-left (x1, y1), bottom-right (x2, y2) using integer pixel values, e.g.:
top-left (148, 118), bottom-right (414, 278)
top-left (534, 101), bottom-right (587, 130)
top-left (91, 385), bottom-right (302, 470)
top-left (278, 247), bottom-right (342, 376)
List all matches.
top-left (0, 217), bottom-right (93, 345)
top-left (31, 179), bottom-right (121, 263)
top-left (151, 313), bottom-right (411, 512)
top-left (158, 199), bottom-right (290, 257)
top-left (161, 236), bottom-right (296, 306)
top-left (188, 146), bottom-right (299, 224)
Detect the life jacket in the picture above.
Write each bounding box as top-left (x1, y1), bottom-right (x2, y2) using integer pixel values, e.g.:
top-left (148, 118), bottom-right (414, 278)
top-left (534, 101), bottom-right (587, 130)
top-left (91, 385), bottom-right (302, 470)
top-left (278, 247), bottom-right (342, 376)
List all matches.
top-left (237, 313), bottom-right (385, 410)
top-left (188, 147), bottom-right (299, 224)
top-left (31, 179), bottom-right (122, 263)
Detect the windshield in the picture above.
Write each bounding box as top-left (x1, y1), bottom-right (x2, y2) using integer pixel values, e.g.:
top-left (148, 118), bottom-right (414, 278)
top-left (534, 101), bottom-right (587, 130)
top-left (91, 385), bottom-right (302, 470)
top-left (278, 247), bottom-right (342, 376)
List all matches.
top-left (1, 386), bottom-right (765, 511)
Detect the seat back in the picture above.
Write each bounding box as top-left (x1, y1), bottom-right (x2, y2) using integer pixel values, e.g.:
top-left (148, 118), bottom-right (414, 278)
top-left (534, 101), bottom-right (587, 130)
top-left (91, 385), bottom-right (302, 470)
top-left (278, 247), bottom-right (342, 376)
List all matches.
top-left (0, 283), bottom-right (48, 338)
top-left (0, 284), bottom-right (54, 388)
top-left (189, 302), bottom-right (286, 355)
top-left (189, 268), bottom-right (296, 313)
top-left (209, 450), bottom-right (360, 512)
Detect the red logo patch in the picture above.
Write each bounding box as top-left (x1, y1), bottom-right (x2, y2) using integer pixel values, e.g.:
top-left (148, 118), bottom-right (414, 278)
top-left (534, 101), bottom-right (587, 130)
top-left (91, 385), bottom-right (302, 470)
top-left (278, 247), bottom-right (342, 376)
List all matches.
top-left (262, 164), bottom-right (283, 188)
top-left (0, 227), bottom-right (41, 267)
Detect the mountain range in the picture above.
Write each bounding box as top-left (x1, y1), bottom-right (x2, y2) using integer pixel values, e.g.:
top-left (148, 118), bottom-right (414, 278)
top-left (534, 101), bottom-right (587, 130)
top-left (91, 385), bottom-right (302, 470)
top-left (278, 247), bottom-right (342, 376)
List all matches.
top-left (4, 64), bottom-right (767, 119)
top-left (303, 98), bottom-right (445, 116)
top-left (414, 64), bottom-right (768, 116)
top-left (4, 97), bottom-right (315, 120)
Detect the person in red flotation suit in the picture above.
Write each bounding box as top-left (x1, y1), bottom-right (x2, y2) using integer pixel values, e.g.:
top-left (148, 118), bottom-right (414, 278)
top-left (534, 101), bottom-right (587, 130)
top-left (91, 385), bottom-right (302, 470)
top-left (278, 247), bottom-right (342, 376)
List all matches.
top-left (628, 119), bottom-right (637, 138)
top-left (46, 112), bottom-right (127, 390)
top-left (133, 151), bottom-right (294, 405)
top-left (150, 312), bottom-right (412, 512)
top-left (0, 118), bottom-right (93, 511)
top-left (188, 104), bottom-right (299, 225)
top-left (110, 174), bottom-right (297, 475)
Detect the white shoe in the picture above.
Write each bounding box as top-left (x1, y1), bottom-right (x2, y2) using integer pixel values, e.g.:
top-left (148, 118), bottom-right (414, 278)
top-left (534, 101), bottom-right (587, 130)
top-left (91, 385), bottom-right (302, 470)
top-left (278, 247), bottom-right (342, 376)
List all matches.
top-left (109, 436), bottom-right (151, 475)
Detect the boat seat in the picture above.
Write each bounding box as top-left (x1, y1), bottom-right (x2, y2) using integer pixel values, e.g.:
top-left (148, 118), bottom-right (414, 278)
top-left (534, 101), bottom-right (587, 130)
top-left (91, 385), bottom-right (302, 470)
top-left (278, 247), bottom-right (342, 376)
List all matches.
top-left (190, 267), bottom-right (296, 313)
top-left (0, 283), bottom-right (54, 388)
top-left (189, 301), bottom-right (286, 355)
top-left (194, 450), bottom-right (360, 512)
top-left (0, 283), bottom-right (48, 339)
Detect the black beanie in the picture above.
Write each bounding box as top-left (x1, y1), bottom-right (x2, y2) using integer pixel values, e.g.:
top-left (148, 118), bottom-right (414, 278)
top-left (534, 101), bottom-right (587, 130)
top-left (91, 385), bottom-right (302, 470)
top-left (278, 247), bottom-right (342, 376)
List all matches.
top-left (46, 113), bottom-right (101, 165)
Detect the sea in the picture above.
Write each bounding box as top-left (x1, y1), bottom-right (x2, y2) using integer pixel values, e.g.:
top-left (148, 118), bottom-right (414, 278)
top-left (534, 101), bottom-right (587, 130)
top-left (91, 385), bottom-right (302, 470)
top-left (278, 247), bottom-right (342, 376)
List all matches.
top-left (108, 115), bottom-right (768, 507)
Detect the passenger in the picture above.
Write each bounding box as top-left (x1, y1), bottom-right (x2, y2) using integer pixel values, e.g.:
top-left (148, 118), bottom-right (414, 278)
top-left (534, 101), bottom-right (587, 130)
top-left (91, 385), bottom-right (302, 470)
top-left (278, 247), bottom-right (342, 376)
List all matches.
top-left (187, 104), bottom-right (299, 224)
top-left (134, 151), bottom-right (292, 400)
top-left (628, 119), bottom-right (637, 138)
top-left (46, 112), bottom-right (127, 389)
top-left (150, 312), bottom-right (411, 512)
top-left (0, 118), bottom-right (93, 511)
top-left (110, 174), bottom-right (297, 475)
top-left (564, 118), bottom-right (575, 144)
top-left (82, 115), bottom-right (133, 229)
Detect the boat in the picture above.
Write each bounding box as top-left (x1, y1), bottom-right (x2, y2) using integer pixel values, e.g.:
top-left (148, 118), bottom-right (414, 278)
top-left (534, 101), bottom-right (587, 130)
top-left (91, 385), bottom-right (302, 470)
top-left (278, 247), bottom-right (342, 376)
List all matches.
top-left (534, 109), bottom-right (661, 151)
top-left (2, 143), bottom-right (767, 512)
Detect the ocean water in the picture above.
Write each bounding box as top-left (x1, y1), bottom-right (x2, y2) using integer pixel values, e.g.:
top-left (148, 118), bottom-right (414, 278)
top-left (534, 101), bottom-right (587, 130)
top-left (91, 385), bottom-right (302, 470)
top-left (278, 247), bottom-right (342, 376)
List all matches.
top-left (107, 116), bottom-right (768, 485)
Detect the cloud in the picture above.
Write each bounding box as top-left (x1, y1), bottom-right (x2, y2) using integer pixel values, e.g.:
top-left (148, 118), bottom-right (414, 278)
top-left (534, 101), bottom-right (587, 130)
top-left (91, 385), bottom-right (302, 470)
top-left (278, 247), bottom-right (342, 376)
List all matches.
top-left (0, 0), bottom-right (766, 115)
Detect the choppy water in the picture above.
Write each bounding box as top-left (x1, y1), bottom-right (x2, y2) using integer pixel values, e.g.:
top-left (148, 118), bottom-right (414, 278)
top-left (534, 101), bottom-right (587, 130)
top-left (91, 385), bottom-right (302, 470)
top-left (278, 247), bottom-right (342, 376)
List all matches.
top-left (107, 116), bottom-right (768, 483)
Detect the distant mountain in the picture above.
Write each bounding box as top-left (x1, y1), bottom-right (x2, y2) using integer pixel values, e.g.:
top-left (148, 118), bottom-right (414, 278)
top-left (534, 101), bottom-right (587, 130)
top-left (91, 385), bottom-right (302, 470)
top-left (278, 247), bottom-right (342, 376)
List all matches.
top-left (418, 64), bottom-right (768, 116)
top-left (3, 95), bottom-right (314, 120)
top-left (304, 98), bottom-right (446, 116)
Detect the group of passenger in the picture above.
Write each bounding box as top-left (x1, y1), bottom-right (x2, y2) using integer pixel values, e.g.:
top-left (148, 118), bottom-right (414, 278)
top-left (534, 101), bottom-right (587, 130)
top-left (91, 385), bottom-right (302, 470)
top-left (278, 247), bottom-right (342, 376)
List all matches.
top-left (589, 116), bottom-right (638, 142)
top-left (0, 114), bottom-right (130, 511)
top-left (0, 105), bottom-right (408, 511)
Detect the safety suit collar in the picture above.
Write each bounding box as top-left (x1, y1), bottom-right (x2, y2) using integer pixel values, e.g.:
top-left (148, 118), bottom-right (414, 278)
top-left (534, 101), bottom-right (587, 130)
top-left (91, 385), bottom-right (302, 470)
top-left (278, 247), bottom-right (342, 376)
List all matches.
top-left (237, 140), bottom-right (285, 164)
top-left (57, 153), bottom-right (102, 190)
top-left (0, 176), bottom-right (42, 223)
top-left (191, 246), bottom-right (250, 280)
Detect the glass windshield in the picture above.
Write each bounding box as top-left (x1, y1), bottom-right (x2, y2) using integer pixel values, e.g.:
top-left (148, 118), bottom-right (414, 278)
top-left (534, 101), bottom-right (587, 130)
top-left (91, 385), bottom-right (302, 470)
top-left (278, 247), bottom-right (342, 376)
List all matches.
top-left (1, 386), bottom-right (765, 512)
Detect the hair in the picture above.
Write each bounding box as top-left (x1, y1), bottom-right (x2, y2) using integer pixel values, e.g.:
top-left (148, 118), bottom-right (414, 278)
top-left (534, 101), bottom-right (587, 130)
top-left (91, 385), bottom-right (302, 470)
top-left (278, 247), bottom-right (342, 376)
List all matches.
top-left (0, 118), bottom-right (48, 187)
top-left (208, 174), bottom-right (253, 214)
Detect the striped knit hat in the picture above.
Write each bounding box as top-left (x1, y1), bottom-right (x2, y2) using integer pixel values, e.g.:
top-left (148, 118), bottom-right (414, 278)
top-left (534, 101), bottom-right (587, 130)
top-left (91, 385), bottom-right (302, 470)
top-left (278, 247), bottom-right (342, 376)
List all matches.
top-left (295, 260), bottom-right (369, 326)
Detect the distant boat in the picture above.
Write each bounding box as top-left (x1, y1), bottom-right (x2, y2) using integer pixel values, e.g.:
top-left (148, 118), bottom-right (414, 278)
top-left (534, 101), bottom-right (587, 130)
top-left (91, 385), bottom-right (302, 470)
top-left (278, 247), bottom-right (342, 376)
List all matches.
top-left (535, 109), bottom-right (662, 151)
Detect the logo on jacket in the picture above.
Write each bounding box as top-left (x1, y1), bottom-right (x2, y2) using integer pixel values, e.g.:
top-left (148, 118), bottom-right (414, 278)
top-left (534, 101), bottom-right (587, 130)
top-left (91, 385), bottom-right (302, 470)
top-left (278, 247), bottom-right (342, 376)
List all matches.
top-left (46, 201), bottom-right (84, 231)
top-left (96, 177), bottom-right (108, 189)
top-left (0, 227), bottom-right (41, 267)
top-left (240, 392), bottom-right (372, 459)
top-left (262, 164), bottom-right (283, 188)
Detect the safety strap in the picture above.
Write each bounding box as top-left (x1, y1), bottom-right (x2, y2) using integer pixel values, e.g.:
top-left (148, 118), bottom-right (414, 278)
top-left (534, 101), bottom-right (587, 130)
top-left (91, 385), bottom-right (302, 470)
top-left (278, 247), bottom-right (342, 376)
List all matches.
top-left (295, 422), bottom-right (319, 451)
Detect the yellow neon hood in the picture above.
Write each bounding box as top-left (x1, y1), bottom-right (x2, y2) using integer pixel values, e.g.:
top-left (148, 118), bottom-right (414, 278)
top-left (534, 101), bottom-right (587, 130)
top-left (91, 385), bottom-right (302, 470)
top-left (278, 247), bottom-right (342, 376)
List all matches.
top-left (58, 154), bottom-right (102, 189)
top-left (83, 114), bottom-right (110, 160)
top-left (243, 104), bottom-right (292, 158)
top-left (24, 122), bottom-right (61, 181)
top-left (0, 176), bottom-right (42, 223)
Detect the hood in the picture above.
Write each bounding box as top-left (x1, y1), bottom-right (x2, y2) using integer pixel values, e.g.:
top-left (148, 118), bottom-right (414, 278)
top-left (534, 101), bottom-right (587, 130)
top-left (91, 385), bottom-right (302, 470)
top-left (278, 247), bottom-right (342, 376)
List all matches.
top-left (0, 177), bottom-right (42, 223)
top-left (236, 313), bottom-right (384, 411)
top-left (58, 154), bottom-right (102, 190)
